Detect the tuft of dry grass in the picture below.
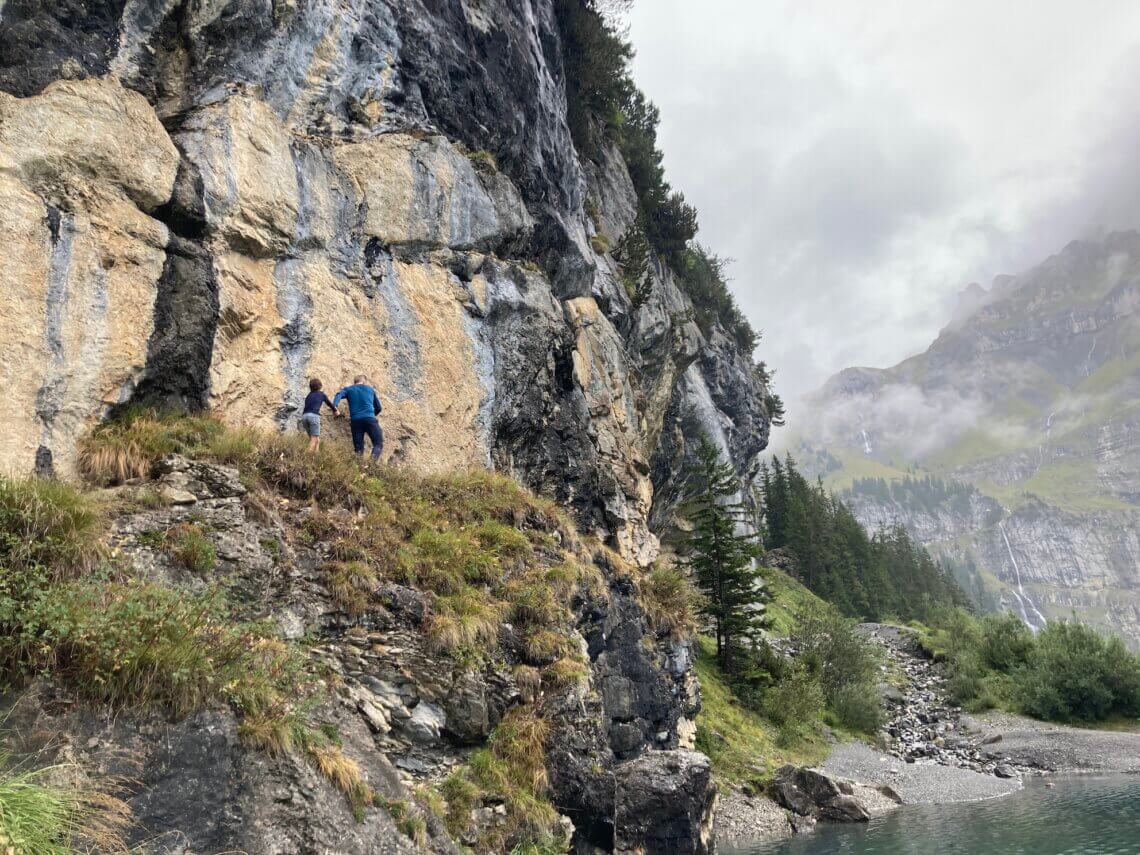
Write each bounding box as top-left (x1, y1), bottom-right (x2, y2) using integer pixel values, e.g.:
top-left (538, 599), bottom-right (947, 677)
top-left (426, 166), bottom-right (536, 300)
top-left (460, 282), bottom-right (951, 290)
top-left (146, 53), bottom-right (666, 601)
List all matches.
top-left (0, 477), bottom-right (104, 580)
top-left (542, 656), bottom-right (588, 689)
top-left (77, 408), bottom-right (224, 485)
top-left (237, 708), bottom-right (306, 757)
top-left (162, 522), bottom-right (217, 573)
top-left (637, 565), bottom-right (701, 639)
top-left (434, 705), bottom-right (560, 850)
top-left (512, 665), bottom-right (543, 703)
top-left (307, 743), bottom-right (371, 809)
top-left (522, 630), bottom-right (570, 666)
top-left (424, 590), bottom-right (504, 654)
top-left (323, 561), bottom-right (379, 616)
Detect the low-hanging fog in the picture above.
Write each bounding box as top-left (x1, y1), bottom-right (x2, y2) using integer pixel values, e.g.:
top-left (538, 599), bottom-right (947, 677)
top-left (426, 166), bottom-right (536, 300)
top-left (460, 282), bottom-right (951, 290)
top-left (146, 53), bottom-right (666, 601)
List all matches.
top-left (627, 1), bottom-right (1140, 417)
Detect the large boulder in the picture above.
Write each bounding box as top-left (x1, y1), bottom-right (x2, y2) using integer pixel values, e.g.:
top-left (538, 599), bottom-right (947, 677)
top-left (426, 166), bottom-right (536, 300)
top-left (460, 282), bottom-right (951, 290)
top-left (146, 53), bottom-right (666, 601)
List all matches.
top-left (613, 750), bottom-right (716, 854)
top-left (769, 765), bottom-right (870, 823)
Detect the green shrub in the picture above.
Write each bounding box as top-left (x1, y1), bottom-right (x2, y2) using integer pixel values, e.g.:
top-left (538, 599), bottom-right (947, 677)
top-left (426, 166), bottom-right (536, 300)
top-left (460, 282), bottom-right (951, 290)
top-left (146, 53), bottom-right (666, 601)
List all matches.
top-left (466, 150), bottom-right (498, 170)
top-left (980, 612), bottom-right (1034, 671)
top-left (763, 666), bottom-right (825, 747)
top-left (1015, 620), bottom-right (1139, 721)
top-left (921, 607), bottom-right (1140, 723)
top-left (793, 605), bottom-right (880, 694)
top-left (790, 604), bottom-right (884, 732)
top-left (829, 682), bottom-right (884, 734)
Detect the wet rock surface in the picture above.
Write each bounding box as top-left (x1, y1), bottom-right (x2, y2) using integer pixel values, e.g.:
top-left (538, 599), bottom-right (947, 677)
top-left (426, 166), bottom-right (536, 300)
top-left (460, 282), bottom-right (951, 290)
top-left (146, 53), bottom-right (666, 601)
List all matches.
top-left (768, 765), bottom-right (870, 823)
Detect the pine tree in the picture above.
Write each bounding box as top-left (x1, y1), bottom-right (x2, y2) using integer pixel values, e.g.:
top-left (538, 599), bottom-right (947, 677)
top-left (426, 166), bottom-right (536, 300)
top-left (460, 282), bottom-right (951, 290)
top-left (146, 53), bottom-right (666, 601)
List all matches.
top-left (757, 454), bottom-right (968, 623)
top-left (683, 436), bottom-right (767, 674)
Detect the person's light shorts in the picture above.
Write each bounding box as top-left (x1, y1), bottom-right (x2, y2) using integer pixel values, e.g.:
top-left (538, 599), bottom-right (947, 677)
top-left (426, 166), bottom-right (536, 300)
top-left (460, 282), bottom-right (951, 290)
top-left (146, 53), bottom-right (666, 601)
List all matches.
top-left (301, 412), bottom-right (321, 437)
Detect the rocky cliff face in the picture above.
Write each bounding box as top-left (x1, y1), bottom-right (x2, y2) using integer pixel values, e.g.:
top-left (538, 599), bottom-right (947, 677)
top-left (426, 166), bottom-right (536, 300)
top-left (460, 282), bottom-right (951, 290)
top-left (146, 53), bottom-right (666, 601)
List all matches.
top-left (0, 0), bottom-right (771, 562)
top-left (797, 232), bottom-right (1140, 643)
top-left (0, 0), bottom-right (774, 850)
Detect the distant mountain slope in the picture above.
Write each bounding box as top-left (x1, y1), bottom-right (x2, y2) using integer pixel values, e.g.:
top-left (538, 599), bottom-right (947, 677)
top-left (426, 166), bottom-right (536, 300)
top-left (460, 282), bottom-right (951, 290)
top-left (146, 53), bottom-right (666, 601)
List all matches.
top-left (795, 231), bottom-right (1140, 643)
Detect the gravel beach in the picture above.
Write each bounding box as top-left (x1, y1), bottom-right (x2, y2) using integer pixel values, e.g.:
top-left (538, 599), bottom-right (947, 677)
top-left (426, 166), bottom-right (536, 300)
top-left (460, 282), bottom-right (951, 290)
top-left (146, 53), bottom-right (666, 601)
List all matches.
top-left (821, 740), bottom-right (1022, 804)
top-left (964, 711), bottom-right (1140, 773)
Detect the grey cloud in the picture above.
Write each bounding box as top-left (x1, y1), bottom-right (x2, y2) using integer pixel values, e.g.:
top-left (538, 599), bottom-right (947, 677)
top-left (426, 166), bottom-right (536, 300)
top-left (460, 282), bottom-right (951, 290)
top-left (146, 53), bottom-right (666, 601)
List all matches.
top-left (628, 3), bottom-right (1140, 427)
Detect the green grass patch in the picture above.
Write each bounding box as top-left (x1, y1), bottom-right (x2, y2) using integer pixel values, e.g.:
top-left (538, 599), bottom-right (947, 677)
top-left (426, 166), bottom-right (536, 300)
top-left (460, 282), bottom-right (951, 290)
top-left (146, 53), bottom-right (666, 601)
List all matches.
top-left (757, 565), bottom-right (827, 638)
top-left (0, 748), bottom-right (131, 854)
top-left (693, 637), bottom-right (826, 786)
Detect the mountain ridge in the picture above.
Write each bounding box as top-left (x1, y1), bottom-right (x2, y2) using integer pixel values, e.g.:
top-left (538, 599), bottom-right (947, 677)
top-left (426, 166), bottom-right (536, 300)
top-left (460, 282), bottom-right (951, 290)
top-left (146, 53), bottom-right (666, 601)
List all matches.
top-left (796, 230), bottom-right (1140, 643)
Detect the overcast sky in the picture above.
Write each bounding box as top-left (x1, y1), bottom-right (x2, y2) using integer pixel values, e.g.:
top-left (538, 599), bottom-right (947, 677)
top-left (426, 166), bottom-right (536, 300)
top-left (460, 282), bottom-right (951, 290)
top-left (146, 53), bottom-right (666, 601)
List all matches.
top-left (627, 1), bottom-right (1140, 410)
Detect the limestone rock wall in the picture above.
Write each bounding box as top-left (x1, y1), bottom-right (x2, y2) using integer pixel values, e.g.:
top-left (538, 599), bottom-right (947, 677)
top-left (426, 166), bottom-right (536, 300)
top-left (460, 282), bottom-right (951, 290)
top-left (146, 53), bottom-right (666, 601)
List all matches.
top-left (0, 0), bottom-right (775, 566)
top-left (0, 78), bottom-right (178, 475)
top-left (0, 2), bottom-right (777, 850)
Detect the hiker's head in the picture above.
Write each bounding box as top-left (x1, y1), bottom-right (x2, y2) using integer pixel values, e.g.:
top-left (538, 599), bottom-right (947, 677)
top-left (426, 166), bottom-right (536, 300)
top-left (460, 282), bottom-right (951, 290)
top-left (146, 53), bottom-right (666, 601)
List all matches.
top-left (309, 377), bottom-right (322, 392)
top-left (353, 374), bottom-right (368, 385)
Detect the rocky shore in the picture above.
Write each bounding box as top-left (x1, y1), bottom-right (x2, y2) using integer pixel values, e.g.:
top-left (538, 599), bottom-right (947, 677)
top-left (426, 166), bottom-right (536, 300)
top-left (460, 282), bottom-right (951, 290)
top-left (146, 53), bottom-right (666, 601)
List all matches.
top-left (716, 622), bottom-right (1140, 849)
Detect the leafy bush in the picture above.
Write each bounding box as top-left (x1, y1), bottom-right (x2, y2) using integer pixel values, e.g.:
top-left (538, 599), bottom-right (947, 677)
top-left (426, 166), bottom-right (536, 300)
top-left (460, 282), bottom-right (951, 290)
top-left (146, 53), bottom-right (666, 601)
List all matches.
top-left (614, 220), bottom-right (651, 308)
top-left (1016, 621), bottom-right (1140, 721)
top-left (763, 666), bottom-right (826, 747)
top-left (979, 611), bottom-right (1035, 670)
top-left (674, 246), bottom-right (756, 351)
top-left (828, 682), bottom-right (884, 734)
top-left (921, 607), bottom-right (1140, 723)
top-left (791, 604), bottom-right (884, 733)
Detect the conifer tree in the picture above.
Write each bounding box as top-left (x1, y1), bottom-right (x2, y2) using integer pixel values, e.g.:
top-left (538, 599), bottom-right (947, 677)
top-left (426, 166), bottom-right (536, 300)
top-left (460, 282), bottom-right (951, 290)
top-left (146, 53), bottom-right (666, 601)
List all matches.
top-left (683, 436), bottom-right (766, 674)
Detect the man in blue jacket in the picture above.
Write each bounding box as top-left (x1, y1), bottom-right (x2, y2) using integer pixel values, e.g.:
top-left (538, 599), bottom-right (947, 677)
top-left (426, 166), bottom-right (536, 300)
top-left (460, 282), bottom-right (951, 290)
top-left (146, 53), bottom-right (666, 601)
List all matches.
top-left (333, 374), bottom-right (383, 460)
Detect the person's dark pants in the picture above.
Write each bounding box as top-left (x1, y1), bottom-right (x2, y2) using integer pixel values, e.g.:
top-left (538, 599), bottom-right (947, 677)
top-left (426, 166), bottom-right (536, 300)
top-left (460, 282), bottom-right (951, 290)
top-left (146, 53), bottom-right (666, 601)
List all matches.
top-left (350, 417), bottom-right (383, 460)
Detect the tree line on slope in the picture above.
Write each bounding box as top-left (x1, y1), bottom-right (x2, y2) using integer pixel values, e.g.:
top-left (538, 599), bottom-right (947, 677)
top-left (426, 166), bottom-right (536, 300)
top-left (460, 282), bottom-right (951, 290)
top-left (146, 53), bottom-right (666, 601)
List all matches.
top-left (553, 0), bottom-right (764, 359)
top-left (761, 457), bottom-right (970, 621)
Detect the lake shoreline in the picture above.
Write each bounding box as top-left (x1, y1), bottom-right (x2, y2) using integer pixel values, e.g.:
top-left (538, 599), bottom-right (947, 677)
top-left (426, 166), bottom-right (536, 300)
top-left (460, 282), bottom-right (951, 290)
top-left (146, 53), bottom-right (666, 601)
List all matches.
top-left (715, 623), bottom-right (1140, 849)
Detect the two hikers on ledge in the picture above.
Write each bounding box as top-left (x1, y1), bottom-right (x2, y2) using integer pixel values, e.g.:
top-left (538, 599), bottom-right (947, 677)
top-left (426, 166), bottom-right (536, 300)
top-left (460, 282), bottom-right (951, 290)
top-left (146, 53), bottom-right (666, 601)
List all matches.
top-left (301, 375), bottom-right (383, 459)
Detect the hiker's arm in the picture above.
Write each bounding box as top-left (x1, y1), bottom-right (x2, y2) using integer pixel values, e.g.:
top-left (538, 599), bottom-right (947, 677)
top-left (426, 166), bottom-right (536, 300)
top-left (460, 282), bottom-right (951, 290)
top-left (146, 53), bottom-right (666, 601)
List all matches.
top-left (332, 389), bottom-right (347, 413)
top-left (323, 393), bottom-right (338, 415)
top-left (373, 391), bottom-right (382, 415)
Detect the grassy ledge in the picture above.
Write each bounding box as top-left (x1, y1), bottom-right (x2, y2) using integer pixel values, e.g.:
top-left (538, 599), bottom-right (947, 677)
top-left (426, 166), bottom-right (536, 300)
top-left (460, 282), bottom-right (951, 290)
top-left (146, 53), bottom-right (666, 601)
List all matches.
top-left (6, 408), bottom-right (648, 849)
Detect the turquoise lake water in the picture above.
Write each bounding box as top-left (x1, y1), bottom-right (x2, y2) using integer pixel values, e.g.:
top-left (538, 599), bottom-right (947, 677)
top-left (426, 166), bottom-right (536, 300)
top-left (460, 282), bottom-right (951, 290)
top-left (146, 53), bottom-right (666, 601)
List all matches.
top-left (729, 775), bottom-right (1140, 855)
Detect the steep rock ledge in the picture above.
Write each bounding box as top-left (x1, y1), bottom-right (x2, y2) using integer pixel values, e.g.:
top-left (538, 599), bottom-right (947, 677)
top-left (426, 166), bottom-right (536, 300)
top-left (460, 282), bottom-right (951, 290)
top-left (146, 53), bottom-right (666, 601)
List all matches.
top-left (0, 1), bottom-right (775, 851)
top-left (0, 0), bottom-right (775, 565)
